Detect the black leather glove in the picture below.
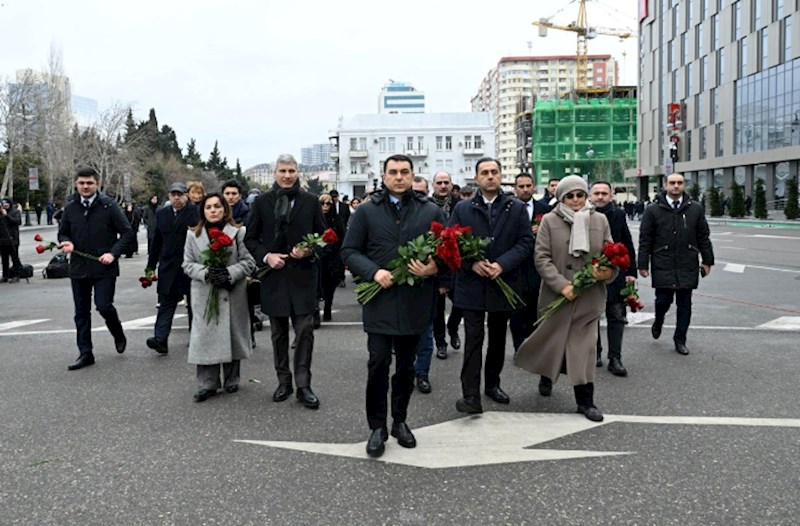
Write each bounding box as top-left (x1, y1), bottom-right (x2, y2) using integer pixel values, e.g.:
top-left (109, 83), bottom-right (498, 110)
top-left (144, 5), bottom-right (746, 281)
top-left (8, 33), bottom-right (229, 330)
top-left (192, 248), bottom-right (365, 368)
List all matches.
top-left (207, 267), bottom-right (230, 287)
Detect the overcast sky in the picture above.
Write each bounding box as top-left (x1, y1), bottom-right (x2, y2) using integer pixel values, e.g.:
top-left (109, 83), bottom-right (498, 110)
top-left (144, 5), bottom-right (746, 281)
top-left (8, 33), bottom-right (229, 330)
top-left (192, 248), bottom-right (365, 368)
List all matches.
top-left (1, 0), bottom-right (639, 170)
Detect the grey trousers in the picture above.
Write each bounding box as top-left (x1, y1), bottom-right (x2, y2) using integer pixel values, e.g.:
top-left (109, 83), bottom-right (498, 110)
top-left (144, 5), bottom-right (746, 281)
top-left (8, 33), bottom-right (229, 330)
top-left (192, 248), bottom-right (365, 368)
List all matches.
top-left (196, 360), bottom-right (240, 390)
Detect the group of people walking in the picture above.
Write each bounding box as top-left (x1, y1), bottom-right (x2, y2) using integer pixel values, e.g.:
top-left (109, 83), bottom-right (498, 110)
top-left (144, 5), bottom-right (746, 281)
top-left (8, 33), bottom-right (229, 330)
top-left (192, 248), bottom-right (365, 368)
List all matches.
top-left (50, 156), bottom-right (713, 459)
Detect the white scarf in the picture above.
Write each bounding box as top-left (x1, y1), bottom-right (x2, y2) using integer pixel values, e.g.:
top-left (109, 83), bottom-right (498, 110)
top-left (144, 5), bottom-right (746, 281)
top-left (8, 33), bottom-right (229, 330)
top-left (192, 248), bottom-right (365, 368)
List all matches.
top-left (557, 201), bottom-right (595, 257)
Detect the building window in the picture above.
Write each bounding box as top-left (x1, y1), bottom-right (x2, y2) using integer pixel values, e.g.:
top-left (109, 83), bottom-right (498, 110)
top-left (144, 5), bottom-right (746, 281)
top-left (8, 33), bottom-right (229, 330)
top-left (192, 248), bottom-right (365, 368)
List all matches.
top-left (673, 3), bottom-right (680, 36)
top-left (436, 136), bottom-right (443, 150)
top-left (775, 0), bottom-right (784, 20)
top-left (686, 0), bottom-right (693, 28)
top-left (379, 137), bottom-right (386, 151)
top-left (406, 136), bottom-right (414, 151)
top-left (445, 136), bottom-right (452, 151)
top-left (464, 135), bottom-right (473, 149)
top-left (753, 0), bottom-right (762, 30)
top-left (350, 138), bottom-right (357, 150)
top-left (388, 137), bottom-right (396, 151)
top-left (350, 163), bottom-right (358, 175)
top-left (700, 127), bottom-right (707, 159)
top-left (417, 136), bottom-right (424, 150)
top-left (740, 37), bottom-right (748, 77)
top-left (712, 14), bottom-right (720, 50)
top-left (716, 123), bottom-right (724, 157)
top-left (783, 16), bottom-right (792, 62)
top-left (687, 62), bottom-right (695, 95)
top-left (435, 159), bottom-right (444, 171)
top-left (760, 28), bottom-right (769, 70)
top-left (718, 47), bottom-right (726, 84)
top-left (701, 56), bottom-right (709, 91)
top-left (711, 87), bottom-right (719, 122)
top-left (697, 23), bottom-right (704, 58)
top-left (686, 130), bottom-right (693, 161)
top-left (696, 93), bottom-right (704, 127)
top-left (445, 160), bottom-right (453, 173)
top-left (475, 135), bottom-right (483, 149)
top-left (734, 1), bottom-right (742, 40)
top-left (681, 32), bottom-right (688, 64)
top-left (360, 162), bottom-right (367, 174)
top-left (359, 137), bottom-right (367, 151)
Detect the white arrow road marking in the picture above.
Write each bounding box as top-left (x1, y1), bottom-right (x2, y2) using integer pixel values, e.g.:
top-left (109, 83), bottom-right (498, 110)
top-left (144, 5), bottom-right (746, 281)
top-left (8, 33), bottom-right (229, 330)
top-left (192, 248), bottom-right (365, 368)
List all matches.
top-left (236, 412), bottom-right (800, 469)
top-left (624, 311), bottom-right (656, 325)
top-left (0, 319), bottom-right (49, 332)
top-left (757, 317), bottom-right (800, 331)
top-left (723, 263), bottom-right (746, 273)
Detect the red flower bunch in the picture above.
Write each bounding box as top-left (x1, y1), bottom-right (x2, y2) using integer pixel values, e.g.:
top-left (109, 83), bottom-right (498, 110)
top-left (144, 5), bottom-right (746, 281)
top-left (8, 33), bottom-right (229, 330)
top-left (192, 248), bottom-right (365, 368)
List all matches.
top-left (209, 228), bottom-right (234, 252)
top-left (139, 268), bottom-right (158, 288)
top-left (430, 222), bottom-right (471, 273)
top-left (256, 228), bottom-right (338, 279)
top-left (621, 281), bottom-right (645, 312)
top-left (34, 234), bottom-right (98, 261)
top-left (321, 228), bottom-right (339, 245)
top-left (533, 214), bottom-right (545, 226)
top-left (602, 242), bottom-right (631, 272)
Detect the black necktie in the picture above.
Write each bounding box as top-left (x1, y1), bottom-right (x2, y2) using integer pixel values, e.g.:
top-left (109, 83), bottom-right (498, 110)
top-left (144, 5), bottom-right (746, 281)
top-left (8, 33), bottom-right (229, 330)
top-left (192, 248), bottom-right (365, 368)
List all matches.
top-left (83, 199), bottom-right (90, 209)
top-left (672, 201), bottom-right (679, 209)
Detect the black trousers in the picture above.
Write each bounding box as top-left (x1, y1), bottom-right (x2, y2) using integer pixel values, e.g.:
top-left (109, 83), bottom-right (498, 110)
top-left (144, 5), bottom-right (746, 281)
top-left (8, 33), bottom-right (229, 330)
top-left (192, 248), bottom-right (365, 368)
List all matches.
top-left (509, 286), bottom-right (541, 351)
top-left (154, 290), bottom-right (191, 345)
top-left (320, 274), bottom-right (338, 316)
top-left (433, 290), bottom-right (462, 346)
top-left (461, 310), bottom-right (511, 398)
top-left (0, 245), bottom-right (23, 279)
top-left (596, 301), bottom-right (627, 360)
top-left (366, 333), bottom-right (420, 430)
top-left (70, 277), bottom-right (124, 357)
top-left (270, 313), bottom-right (314, 388)
top-left (655, 288), bottom-right (693, 344)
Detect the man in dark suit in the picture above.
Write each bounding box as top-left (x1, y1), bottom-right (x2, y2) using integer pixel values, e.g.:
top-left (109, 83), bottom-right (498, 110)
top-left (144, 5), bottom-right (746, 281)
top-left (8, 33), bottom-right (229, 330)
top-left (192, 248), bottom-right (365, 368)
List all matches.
top-left (245, 154), bottom-right (327, 409)
top-left (341, 154), bottom-right (445, 458)
top-left (0, 198), bottom-right (24, 283)
top-left (145, 182), bottom-right (198, 355)
top-left (58, 167), bottom-right (134, 370)
top-left (590, 181), bottom-right (637, 375)
top-left (329, 189), bottom-right (350, 228)
top-left (509, 173), bottom-right (551, 352)
top-left (449, 158), bottom-right (533, 413)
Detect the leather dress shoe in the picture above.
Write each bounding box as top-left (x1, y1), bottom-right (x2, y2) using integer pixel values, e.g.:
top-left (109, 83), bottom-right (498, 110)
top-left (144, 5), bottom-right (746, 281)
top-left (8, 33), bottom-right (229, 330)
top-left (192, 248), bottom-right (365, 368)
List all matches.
top-left (596, 356), bottom-right (603, 367)
top-left (455, 396), bottom-right (483, 414)
top-left (416, 375), bottom-right (432, 394)
top-left (193, 388), bottom-right (217, 402)
top-left (272, 384), bottom-right (294, 402)
top-left (115, 334), bottom-right (127, 354)
top-left (67, 354), bottom-right (95, 371)
top-left (391, 422), bottom-right (417, 448)
top-left (449, 332), bottom-right (461, 350)
top-left (484, 386), bottom-right (510, 404)
top-left (577, 405), bottom-right (604, 422)
top-left (296, 387), bottom-right (320, 409)
top-left (607, 357), bottom-right (628, 376)
top-left (366, 427), bottom-right (388, 458)
top-left (435, 343), bottom-right (448, 360)
top-left (146, 337), bottom-right (168, 354)
top-left (538, 376), bottom-right (552, 397)
top-left (675, 343), bottom-right (690, 355)
top-left (651, 320), bottom-right (663, 340)
top-left (225, 385), bottom-right (239, 394)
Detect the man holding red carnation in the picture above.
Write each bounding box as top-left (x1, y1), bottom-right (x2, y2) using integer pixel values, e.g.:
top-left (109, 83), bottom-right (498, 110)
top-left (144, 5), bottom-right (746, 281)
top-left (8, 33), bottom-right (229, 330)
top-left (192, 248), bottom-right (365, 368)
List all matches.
top-left (590, 181), bottom-right (637, 376)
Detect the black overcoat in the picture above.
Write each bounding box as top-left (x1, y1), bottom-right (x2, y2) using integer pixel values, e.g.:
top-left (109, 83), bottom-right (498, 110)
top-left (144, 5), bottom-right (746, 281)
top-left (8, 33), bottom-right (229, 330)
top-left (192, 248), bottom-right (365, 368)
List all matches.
top-left (596, 203), bottom-right (637, 302)
top-left (146, 203), bottom-right (198, 297)
top-left (244, 188), bottom-right (326, 317)
top-left (57, 193), bottom-right (134, 279)
top-left (637, 192), bottom-right (714, 290)
top-left (517, 198), bottom-right (551, 295)
top-left (341, 190), bottom-right (446, 335)
top-left (448, 192), bottom-right (533, 312)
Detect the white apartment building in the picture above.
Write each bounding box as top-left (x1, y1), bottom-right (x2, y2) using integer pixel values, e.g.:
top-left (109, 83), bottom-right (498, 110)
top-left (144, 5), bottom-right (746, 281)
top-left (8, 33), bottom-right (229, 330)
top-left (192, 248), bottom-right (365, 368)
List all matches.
top-left (243, 163), bottom-right (272, 186)
top-left (471, 55), bottom-right (618, 180)
top-left (329, 113), bottom-right (494, 198)
top-left (378, 81), bottom-right (425, 114)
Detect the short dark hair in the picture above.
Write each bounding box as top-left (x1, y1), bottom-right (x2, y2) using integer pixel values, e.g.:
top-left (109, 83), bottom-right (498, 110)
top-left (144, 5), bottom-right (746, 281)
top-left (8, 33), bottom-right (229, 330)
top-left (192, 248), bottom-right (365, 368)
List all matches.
top-left (548, 178), bottom-right (561, 185)
top-left (383, 154), bottom-right (413, 173)
top-left (221, 179), bottom-right (242, 194)
top-left (591, 180), bottom-right (613, 191)
top-left (75, 167), bottom-right (100, 181)
top-left (475, 157), bottom-right (501, 174)
top-left (515, 173), bottom-right (534, 183)
top-left (412, 175), bottom-right (428, 187)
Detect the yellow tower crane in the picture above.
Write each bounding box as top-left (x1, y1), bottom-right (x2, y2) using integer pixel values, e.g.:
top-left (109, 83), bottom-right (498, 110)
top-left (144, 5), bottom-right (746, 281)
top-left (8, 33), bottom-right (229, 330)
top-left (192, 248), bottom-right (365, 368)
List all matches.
top-left (533, 0), bottom-right (634, 90)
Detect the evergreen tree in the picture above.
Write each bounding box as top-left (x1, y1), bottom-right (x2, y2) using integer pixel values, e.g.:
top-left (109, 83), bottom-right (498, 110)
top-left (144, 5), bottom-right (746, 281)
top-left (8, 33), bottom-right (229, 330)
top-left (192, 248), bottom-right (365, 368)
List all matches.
top-left (184, 138), bottom-right (204, 169)
top-left (729, 182), bottom-right (746, 217)
top-left (689, 183), bottom-right (701, 202)
top-left (306, 177), bottom-right (324, 196)
top-left (157, 125), bottom-right (182, 158)
top-left (206, 141), bottom-right (223, 176)
top-left (708, 186), bottom-right (723, 217)
top-left (754, 178), bottom-right (768, 219)
top-left (785, 176), bottom-right (799, 220)
top-left (235, 159), bottom-right (242, 178)
top-left (124, 107), bottom-right (137, 142)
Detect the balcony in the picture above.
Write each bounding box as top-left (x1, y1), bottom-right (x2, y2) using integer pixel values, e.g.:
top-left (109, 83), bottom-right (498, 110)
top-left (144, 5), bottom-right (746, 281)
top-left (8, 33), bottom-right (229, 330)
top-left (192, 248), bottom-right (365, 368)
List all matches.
top-left (462, 148), bottom-right (484, 156)
top-left (405, 149), bottom-right (428, 157)
top-left (330, 151), bottom-right (339, 160)
top-left (349, 150), bottom-right (368, 158)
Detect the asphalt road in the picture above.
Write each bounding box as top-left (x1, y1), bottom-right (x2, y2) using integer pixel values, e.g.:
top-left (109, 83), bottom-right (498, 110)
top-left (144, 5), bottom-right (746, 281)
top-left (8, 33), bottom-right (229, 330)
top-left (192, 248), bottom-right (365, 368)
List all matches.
top-left (1, 222), bottom-right (799, 525)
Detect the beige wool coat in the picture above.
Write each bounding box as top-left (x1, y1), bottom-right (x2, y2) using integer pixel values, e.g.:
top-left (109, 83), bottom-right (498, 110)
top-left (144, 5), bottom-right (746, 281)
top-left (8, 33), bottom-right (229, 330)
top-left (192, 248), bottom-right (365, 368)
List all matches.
top-left (182, 224), bottom-right (256, 366)
top-left (514, 208), bottom-right (614, 385)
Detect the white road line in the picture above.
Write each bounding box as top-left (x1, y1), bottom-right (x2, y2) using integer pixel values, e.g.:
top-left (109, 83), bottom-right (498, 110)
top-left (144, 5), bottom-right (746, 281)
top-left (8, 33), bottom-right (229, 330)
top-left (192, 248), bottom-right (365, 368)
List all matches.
top-left (752, 234), bottom-right (800, 240)
top-left (723, 263), bottom-right (746, 273)
top-left (757, 317), bottom-right (800, 331)
top-left (715, 261), bottom-right (800, 274)
top-left (0, 319), bottom-right (49, 332)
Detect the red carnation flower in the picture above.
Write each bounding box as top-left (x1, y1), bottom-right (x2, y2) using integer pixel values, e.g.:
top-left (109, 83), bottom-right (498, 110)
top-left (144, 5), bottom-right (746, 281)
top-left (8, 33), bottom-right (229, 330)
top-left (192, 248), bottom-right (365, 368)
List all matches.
top-left (322, 228), bottom-right (339, 244)
top-left (36, 245), bottom-right (46, 254)
top-left (208, 228), bottom-right (222, 240)
top-left (216, 233), bottom-right (233, 247)
top-left (34, 234), bottom-right (43, 242)
top-left (210, 241), bottom-right (222, 251)
top-left (430, 222), bottom-right (444, 237)
top-left (459, 225), bottom-right (473, 235)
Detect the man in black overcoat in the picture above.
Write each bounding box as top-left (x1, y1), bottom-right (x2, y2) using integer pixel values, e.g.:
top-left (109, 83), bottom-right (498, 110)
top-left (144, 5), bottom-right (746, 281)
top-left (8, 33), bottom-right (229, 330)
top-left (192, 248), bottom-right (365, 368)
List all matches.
top-left (448, 158), bottom-right (533, 414)
top-left (341, 154), bottom-right (445, 458)
top-left (245, 154), bottom-right (327, 409)
top-left (638, 173), bottom-right (714, 356)
top-left (590, 181), bottom-right (637, 375)
top-left (58, 167), bottom-right (134, 370)
top-left (509, 172), bottom-right (551, 352)
top-left (145, 182), bottom-right (198, 354)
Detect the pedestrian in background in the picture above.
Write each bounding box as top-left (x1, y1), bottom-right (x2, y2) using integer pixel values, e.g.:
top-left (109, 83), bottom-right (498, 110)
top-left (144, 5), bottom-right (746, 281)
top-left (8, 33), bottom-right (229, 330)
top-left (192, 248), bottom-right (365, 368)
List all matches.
top-left (187, 181), bottom-right (205, 208)
top-left (0, 198), bottom-right (24, 283)
top-left (46, 200), bottom-right (55, 225)
top-left (142, 195), bottom-right (160, 252)
top-left (58, 167), bottom-right (134, 371)
top-left (638, 172), bottom-right (714, 356)
top-left (317, 193), bottom-right (345, 322)
top-left (183, 193), bottom-right (255, 402)
top-left (222, 179), bottom-right (250, 225)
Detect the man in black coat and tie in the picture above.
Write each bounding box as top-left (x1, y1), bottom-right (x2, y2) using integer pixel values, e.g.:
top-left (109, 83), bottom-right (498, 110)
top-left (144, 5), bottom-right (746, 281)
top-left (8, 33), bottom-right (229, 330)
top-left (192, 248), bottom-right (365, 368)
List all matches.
top-left (145, 182), bottom-right (198, 354)
top-left (245, 154), bottom-right (327, 409)
top-left (58, 167), bottom-right (134, 370)
top-left (509, 173), bottom-right (551, 352)
top-left (329, 189), bottom-right (350, 229)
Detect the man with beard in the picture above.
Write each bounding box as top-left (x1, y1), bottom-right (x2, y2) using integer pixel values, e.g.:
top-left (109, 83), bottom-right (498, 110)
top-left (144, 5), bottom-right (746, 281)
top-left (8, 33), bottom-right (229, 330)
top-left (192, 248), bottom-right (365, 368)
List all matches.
top-left (429, 171), bottom-right (463, 360)
top-left (145, 182), bottom-right (198, 355)
top-left (245, 154), bottom-right (327, 409)
top-left (449, 158), bottom-right (532, 413)
top-left (341, 154), bottom-right (445, 458)
top-left (509, 173), bottom-right (551, 352)
top-left (590, 181), bottom-right (636, 375)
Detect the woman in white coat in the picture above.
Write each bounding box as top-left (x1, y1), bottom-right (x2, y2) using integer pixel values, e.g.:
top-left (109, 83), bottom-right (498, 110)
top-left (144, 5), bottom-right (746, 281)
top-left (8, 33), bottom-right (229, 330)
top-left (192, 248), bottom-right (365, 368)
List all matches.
top-left (183, 193), bottom-right (256, 402)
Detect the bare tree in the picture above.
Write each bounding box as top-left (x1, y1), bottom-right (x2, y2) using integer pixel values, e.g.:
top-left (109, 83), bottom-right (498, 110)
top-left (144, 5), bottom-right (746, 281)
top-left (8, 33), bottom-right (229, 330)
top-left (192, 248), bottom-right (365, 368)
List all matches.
top-left (0, 69), bottom-right (45, 200)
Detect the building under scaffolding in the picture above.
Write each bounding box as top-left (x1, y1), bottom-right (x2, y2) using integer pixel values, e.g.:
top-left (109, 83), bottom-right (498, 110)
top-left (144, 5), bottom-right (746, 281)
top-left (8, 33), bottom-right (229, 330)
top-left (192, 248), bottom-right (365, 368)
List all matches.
top-left (531, 86), bottom-right (637, 189)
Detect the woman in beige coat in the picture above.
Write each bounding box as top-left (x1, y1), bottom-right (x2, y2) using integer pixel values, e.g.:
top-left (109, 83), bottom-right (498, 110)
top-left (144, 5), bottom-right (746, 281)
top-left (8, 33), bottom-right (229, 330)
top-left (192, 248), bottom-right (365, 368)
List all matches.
top-left (514, 176), bottom-right (614, 421)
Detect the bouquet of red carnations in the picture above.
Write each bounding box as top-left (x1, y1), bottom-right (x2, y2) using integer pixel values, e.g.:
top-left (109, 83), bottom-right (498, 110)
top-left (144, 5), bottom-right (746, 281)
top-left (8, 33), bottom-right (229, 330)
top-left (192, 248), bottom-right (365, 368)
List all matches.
top-left (621, 281), bottom-right (645, 312)
top-left (534, 241), bottom-right (630, 327)
top-left (202, 228), bottom-right (235, 324)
